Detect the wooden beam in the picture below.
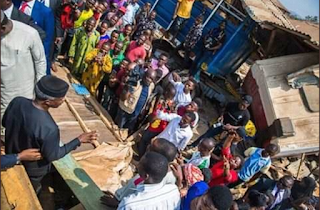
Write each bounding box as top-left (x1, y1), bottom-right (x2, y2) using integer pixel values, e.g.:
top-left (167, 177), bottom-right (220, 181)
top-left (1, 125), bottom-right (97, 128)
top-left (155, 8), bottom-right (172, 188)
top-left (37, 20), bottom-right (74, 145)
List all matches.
top-left (266, 29), bottom-right (277, 57)
top-left (84, 96), bottom-right (124, 142)
top-left (65, 98), bottom-right (100, 148)
top-left (1, 165), bottom-right (42, 210)
top-left (53, 154), bottom-right (109, 210)
top-left (296, 153), bottom-right (306, 180)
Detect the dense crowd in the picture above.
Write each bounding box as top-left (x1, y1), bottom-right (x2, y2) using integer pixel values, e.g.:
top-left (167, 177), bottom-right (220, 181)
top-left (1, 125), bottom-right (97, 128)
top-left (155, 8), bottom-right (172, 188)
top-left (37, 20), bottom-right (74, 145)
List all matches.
top-left (0, 0), bottom-right (318, 210)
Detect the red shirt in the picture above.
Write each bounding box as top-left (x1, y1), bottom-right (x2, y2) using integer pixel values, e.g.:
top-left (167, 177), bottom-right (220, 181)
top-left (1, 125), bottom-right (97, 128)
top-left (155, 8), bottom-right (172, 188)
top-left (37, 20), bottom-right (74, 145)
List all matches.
top-left (126, 41), bottom-right (146, 62)
top-left (116, 69), bottom-right (126, 96)
top-left (148, 102), bottom-right (172, 133)
top-left (177, 106), bottom-right (186, 116)
top-left (61, 5), bottom-right (74, 30)
top-left (209, 147), bottom-right (238, 187)
top-left (93, 12), bottom-right (101, 20)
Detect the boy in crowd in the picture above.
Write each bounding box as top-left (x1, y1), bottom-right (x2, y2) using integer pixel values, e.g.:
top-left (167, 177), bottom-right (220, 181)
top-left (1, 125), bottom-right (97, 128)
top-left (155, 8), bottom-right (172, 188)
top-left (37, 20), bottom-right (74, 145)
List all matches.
top-left (177, 98), bottom-right (202, 128)
top-left (168, 72), bottom-right (196, 107)
top-left (119, 24), bottom-right (133, 53)
top-left (69, 17), bottom-right (100, 79)
top-left (185, 138), bottom-right (215, 169)
top-left (191, 95), bottom-right (252, 147)
top-left (138, 85), bottom-right (176, 158)
top-left (97, 21), bottom-right (110, 48)
top-left (117, 152), bottom-right (180, 210)
top-left (156, 109), bottom-right (196, 151)
top-left (126, 34), bottom-right (147, 62)
top-left (102, 59), bottom-right (130, 119)
top-left (209, 130), bottom-right (243, 187)
top-left (116, 68), bottom-right (157, 133)
top-left (82, 42), bottom-right (112, 96)
top-left (228, 143), bottom-right (280, 188)
top-left (101, 148), bottom-right (180, 209)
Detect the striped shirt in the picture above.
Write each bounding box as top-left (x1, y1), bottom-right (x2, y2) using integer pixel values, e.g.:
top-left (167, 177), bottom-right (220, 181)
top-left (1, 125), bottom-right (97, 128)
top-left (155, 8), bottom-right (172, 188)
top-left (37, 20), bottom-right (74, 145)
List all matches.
top-left (117, 182), bottom-right (181, 210)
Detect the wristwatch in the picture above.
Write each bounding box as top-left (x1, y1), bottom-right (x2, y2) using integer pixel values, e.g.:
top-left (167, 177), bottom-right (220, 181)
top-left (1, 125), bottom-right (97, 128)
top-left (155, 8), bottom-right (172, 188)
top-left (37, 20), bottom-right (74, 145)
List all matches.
top-left (16, 154), bottom-right (21, 165)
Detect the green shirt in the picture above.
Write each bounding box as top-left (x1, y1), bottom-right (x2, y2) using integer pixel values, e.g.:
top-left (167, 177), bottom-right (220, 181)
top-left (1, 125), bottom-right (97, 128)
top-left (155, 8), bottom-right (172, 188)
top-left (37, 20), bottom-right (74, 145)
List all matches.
top-left (110, 50), bottom-right (125, 66)
top-left (118, 33), bottom-right (131, 54)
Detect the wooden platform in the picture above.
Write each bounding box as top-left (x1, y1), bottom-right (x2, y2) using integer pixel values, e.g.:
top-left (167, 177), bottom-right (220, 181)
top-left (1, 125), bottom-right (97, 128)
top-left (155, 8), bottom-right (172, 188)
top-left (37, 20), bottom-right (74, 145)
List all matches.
top-left (1, 165), bottom-right (42, 210)
top-left (48, 65), bottom-right (126, 210)
top-left (50, 67), bottom-right (120, 153)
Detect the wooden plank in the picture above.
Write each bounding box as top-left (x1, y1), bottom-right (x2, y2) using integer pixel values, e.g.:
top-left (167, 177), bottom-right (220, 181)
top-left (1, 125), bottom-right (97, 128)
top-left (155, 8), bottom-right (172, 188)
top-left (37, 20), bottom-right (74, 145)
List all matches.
top-left (70, 204), bottom-right (85, 210)
top-left (1, 182), bottom-right (14, 210)
top-left (53, 154), bottom-right (109, 210)
top-left (1, 165), bottom-right (42, 210)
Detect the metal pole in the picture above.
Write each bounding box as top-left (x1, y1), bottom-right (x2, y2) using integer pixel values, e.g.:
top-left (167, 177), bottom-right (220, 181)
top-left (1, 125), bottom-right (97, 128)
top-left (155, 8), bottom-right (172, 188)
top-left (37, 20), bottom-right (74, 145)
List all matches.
top-left (203, 0), bottom-right (224, 28)
top-left (211, 0), bottom-right (246, 18)
top-left (210, 0), bottom-right (244, 22)
top-left (150, 0), bottom-right (160, 12)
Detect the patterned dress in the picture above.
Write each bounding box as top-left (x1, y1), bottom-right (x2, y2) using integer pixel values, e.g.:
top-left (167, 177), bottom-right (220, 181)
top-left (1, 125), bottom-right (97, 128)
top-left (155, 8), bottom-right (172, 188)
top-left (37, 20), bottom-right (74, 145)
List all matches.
top-left (68, 27), bottom-right (100, 78)
top-left (81, 49), bottom-right (113, 96)
top-left (134, 18), bottom-right (156, 39)
top-left (184, 24), bottom-right (203, 50)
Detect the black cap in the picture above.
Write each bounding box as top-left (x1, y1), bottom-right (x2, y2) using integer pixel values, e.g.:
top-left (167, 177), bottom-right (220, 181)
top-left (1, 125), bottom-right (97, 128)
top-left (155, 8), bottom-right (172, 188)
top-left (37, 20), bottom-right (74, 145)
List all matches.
top-left (37, 75), bottom-right (69, 98)
top-left (242, 95), bottom-right (253, 105)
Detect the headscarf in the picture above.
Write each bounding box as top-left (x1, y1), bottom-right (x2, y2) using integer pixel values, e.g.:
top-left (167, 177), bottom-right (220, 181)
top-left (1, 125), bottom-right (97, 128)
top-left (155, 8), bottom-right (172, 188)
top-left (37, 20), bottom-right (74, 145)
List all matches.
top-left (183, 163), bottom-right (204, 187)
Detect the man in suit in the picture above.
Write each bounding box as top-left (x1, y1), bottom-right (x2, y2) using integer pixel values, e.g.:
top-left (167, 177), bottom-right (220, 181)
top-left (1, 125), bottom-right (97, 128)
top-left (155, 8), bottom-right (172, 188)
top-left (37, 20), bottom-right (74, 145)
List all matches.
top-left (0, 0), bottom-right (46, 40)
top-left (246, 175), bottom-right (294, 210)
top-left (13, 0), bottom-right (54, 75)
top-left (41, 0), bottom-right (64, 72)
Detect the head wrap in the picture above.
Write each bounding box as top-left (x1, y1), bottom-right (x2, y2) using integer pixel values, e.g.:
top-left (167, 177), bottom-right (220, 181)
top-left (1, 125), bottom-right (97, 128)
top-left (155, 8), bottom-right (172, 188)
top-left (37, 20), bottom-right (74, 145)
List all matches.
top-left (183, 163), bottom-right (204, 187)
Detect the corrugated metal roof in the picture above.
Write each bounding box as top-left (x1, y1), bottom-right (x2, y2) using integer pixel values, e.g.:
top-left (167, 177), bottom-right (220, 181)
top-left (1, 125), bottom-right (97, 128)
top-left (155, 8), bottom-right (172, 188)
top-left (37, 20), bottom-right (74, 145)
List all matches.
top-left (264, 21), bottom-right (319, 47)
top-left (240, 0), bottom-right (319, 47)
top-left (240, 0), bottom-right (295, 29)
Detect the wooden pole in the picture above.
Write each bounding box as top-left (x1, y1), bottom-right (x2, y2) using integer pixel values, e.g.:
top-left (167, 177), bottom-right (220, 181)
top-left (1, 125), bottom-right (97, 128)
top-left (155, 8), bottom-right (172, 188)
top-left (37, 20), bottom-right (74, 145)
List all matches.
top-left (296, 153), bottom-right (306, 180)
top-left (62, 67), bottom-right (124, 142)
top-left (65, 98), bottom-right (100, 148)
top-left (84, 96), bottom-right (124, 142)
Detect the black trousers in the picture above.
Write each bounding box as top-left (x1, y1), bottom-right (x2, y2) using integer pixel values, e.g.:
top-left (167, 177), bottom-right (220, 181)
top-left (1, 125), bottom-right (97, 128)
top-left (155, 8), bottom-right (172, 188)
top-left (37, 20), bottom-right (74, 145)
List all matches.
top-left (138, 129), bottom-right (160, 158)
top-left (228, 178), bottom-right (245, 188)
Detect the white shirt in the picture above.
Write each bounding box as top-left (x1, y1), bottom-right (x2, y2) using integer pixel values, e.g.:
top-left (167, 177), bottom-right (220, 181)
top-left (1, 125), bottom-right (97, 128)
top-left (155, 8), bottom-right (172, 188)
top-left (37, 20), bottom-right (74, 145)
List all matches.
top-left (42, 0), bottom-right (50, 8)
top-left (117, 182), bottom-right (181, 210)
top-left (157, 111), bottom-right (193, 150)
top-left (1, 20), bottom-right (46, 118)
top-left (115, 171), bottom-right (177, 201)
top-left (122, 3), bottom-right (140, 25)
top-left (186, 151), bottom-right (210, 169)
top-left (4, 4), bottom-right (14, 19)
top-left (168, 74), bottom-right (192, 107)
top-left (270, 185), bottom-right (285, 209)
top-left (19, 0), bottom-right (36, 16)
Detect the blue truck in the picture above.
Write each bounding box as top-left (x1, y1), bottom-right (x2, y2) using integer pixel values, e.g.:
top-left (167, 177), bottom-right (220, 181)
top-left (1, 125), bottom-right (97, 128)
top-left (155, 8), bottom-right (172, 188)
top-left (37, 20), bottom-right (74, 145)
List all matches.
top-left (138, 0), bottom-right (256, 76)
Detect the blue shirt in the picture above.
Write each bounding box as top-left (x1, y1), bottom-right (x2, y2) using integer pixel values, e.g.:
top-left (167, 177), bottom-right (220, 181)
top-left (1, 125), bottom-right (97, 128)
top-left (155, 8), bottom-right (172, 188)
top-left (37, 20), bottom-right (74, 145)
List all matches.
top-left (238, 148), bottom-right (271, 181)
top-left (1, 154), bottom-right (18, 169)
top-left (181, 181), bottom-right (209, 210)
top-left (133, 85), bottom-right (149, 118)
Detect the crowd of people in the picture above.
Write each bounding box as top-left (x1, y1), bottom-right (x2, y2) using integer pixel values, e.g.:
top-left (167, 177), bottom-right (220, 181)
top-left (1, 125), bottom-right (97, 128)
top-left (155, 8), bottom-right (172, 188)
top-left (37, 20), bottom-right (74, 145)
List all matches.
top-left (0, 0), bottom-right (318, 209)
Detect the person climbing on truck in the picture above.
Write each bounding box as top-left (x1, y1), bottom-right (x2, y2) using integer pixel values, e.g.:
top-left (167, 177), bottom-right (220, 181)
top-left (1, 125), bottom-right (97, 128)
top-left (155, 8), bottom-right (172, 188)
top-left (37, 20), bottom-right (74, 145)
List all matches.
top-left (190, 95), bottom-right (252, 148)
top-left (168, 0), bottom-right (202, 43)
top-left (190, 20), bottom-right (227, 76)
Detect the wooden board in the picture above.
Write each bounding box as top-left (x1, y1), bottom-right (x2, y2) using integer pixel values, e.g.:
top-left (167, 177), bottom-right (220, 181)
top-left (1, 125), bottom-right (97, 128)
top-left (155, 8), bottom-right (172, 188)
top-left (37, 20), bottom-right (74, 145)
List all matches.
top-left (251, 53), bottom-right (319, 156)
top-left (1, 165), bottom-right (42, 210)
top-left (49, 64), bottom-right (126, 209)
top-left (53, 154), bottom-right (110, 210)
top-left (301, 85), bottom-right (319, 112)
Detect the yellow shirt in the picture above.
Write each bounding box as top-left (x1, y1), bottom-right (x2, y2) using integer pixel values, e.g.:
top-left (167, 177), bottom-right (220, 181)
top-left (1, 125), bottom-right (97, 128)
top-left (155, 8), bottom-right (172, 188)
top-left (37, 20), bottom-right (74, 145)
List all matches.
top-left (177, 0), bottom-right (195, 19)
top-left (74, 9), bottom-right (94, 29)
